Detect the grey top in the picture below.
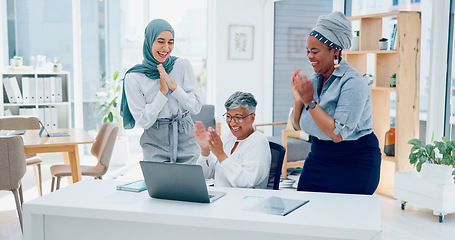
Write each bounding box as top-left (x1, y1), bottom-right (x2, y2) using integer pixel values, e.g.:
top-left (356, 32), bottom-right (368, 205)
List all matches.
top-left (300, 59), bottom-right (374, 141)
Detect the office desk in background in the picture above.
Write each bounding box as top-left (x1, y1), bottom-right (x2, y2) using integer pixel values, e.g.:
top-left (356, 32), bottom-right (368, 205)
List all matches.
top-left (22, 128), bottom-right (95, 183)
top-left (23, 180), bottom-right (382, 240)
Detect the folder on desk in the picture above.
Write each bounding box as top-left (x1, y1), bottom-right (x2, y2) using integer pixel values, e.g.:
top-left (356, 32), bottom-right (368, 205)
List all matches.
top-left (245, 196), bottom-right (309, 216)
top-left (116, 180), bottom-right (147, 193)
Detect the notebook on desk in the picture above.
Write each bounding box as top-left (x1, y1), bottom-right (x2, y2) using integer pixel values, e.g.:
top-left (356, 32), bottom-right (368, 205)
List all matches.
top-left (139, 161), bottom-right (226, 203)
top-left (38, 120), bottom-right (69, 137)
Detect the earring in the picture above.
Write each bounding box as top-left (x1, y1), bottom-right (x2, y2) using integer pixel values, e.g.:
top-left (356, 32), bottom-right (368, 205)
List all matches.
top-left (334, 55), bottom-right (340, 69)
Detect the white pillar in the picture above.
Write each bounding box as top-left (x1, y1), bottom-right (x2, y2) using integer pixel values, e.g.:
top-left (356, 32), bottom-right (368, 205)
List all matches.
top-left (72, 0), bottom-right (83, 128)
top-left (426, 0), bottom-right (451, 141)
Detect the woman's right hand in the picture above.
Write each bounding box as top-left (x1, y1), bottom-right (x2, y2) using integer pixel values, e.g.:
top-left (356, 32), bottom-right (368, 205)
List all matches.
top-left (291, 68), bottom-right (303, 104)
top-left (291, 68), bottom-right (314, 105)
top-left (159, 76), bottom-right (168, 96)
top-left (194, 121), bottom-right (210, 156)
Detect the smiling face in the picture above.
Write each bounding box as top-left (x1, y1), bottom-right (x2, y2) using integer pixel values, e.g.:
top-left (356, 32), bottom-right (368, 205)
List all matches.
top-left (225, 107), bottom-right (255, 140)
top-left (306, 35), bottom-right (338, 80)
top-left (152, 30), bottom-right (174, 62)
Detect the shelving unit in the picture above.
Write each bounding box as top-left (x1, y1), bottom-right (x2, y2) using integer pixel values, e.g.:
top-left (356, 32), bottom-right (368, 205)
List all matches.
top-left (0, 71), bottom-right (72, 128)
top-left (342, 11), bottom-right (421, 197)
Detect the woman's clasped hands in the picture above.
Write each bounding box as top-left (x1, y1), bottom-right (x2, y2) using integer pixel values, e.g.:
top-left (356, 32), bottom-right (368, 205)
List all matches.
top-left (291, 68), bottom-right (314, 106)
top-left (158, 64), bottom-right (177, 95)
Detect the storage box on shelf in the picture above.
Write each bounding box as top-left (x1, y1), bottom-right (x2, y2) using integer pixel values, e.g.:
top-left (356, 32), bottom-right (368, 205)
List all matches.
top-left (0, 71), bottom-right (72, 128)
top-left (342, 11), bottom-right (421, 197)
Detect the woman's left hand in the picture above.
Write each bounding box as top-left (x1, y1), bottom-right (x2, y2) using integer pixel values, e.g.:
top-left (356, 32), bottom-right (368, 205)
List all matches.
top-left (157, 64), bottom-right (177, 91)
top-left (208, 127), bottom-right (228, 162)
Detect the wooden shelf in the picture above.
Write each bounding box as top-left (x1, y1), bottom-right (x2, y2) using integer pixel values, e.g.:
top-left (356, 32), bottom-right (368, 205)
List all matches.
top-left (345, 12), bottom-right (421, 198)
top-left (343, 50), bottom-right (397, 54)
top-left (382, 155), bottom-right (396, 163)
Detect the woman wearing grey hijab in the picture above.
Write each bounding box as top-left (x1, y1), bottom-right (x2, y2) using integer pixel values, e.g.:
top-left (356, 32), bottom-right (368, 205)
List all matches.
top-left (290, 12), bottom-right (381, 195)
top-left (122, 19), bottom-right (202, 163)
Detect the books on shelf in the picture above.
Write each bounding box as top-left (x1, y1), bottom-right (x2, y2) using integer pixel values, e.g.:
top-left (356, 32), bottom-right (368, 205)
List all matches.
top-left (9, 77), bottom-right (23, 104)
top-left (116, 180), bottom-right (147, 193)
top-left (3, 77), bottom-right (16, 103)
top-left (390, 23), bottom-right (397, 50)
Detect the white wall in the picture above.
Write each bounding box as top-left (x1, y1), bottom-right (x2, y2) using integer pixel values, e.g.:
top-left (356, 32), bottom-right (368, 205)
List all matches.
top-left (207, 0), bottom-right (274, 134)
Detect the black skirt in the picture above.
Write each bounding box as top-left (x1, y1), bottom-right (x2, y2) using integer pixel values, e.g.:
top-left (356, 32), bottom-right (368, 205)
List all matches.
top-left (297, 132), bottom-right (381, 195)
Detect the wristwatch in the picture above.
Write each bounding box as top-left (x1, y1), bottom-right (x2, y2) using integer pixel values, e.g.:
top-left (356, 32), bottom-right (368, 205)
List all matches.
top-left (305, 100), bottom-right (317, 110)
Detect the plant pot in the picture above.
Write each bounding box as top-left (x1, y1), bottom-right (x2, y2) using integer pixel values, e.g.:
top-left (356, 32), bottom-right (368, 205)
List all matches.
top-left (420, 163), bottom-right (454, 185)
top-left (351, 36), bottom-right (359, 51)
top-left (379, 41), bottom-right (388, 50)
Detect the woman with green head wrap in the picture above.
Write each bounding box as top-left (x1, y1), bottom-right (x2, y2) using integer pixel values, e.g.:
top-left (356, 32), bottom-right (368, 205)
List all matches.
top-left (121, 19), bottom-right (202, 164)
top-left (289, 12), bottom-right (381, 195)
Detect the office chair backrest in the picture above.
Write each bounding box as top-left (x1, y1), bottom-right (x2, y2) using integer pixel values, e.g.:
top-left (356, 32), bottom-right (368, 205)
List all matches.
top-left (0, 136), bottom-right (26, 190)
top-left (0, 116), bottom-right (40, 130)
top-left (91, 122), bottom-right (119, 175)
top-left (190, 104), bottom-right (216, 130)
top-left (267, 141), bottom-right (286, 190)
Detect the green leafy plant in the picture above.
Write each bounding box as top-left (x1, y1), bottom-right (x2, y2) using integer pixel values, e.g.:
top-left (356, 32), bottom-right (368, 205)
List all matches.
top-left (96, 70), bottom-right (124, 129)
top-left (379, 37), bottom-right (388, 42)
top-left (408, 137), bottom-right (455, 179)
top-left (391, 73), bottom-right (396, 78)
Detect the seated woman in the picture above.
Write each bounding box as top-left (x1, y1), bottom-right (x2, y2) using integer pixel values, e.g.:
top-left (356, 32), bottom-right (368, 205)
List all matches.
top-left (194, 92), bottom-right (271, 189)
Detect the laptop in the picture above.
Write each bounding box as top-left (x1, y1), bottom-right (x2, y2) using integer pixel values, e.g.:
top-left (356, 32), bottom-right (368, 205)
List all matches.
top-left (38, 120), bottom-right (70, 137)
top-left (140, 161), bottom-right (226, 203)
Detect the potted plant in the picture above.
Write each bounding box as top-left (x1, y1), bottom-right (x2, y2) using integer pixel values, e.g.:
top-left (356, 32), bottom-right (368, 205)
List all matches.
top-left (96, 70), bottom-right (123, 128)
top-left (351, 30), bottom-right (360, 51)
top-left (96, 70), bottom-right (129, 167)
top-left (408, 137), bottom-right (455, 185)
top-left (379, 37), bottom-right (388, 50)
top-left (390, 73), bottom-right (396, 87)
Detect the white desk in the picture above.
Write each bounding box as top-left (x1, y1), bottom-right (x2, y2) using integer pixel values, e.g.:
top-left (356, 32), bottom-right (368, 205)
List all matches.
top-left (23, 180), bottom-right (381, 240)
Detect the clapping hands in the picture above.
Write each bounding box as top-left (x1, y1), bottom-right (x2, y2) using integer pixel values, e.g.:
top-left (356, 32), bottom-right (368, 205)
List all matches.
top-left (291, 68), bottom-right (314, 106)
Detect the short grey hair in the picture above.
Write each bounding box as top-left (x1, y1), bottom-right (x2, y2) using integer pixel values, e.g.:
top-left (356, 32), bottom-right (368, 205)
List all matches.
top-left (224, 92), bottom-right (257, 114)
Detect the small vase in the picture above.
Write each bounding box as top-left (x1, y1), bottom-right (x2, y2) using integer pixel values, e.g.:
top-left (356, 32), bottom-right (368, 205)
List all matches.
top-left (351, 36), bottom-right (359, 51)
top-left (420, 163), bottom-right (454, 185)
top-left (384, 127), bottom-right (395, 156)
top-left (379, 41), bottom-right (388, 50)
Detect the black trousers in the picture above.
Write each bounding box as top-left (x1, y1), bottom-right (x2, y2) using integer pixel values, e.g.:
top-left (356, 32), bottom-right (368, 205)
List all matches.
top-left (297, 132), bottom-right (381, 195)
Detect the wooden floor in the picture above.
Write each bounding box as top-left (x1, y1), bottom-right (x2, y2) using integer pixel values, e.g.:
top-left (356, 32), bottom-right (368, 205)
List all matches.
top-left (1, 156), bottom-right (454, 240)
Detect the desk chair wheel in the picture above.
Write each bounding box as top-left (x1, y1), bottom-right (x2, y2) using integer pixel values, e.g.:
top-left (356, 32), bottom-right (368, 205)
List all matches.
top-left (439, 214), bottom-right (444, 223)
top-left (400, 201), bottom-right (406, 210)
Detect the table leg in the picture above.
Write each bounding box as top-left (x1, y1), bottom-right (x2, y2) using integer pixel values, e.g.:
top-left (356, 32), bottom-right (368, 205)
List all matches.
top-left (62, 145), bottom-right (82, 184)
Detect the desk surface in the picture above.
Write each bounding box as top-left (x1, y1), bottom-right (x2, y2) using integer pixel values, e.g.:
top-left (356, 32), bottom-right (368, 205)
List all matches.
top-left (24, 180), bottom-right (382, 240)
top-left (22, 128), bottom-right (94, 147)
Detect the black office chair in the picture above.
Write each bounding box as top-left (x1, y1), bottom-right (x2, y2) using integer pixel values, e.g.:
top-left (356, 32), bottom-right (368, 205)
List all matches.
top-left (267, 141), bottom-right (286, 190)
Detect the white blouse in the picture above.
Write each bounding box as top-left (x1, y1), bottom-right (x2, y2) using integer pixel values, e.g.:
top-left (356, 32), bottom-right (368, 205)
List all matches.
top-left (124, 58), bottom-right (202, 129)
top-left (197, 131), bottom-right (271, 189)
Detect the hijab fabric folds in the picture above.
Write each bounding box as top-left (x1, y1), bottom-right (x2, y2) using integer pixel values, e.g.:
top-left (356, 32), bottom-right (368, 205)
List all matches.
top-left (120, 19), bottom-right (178, 129)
